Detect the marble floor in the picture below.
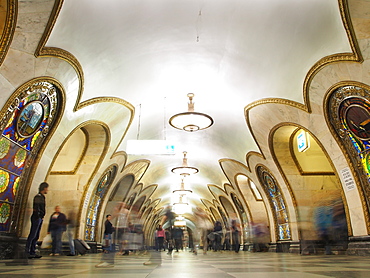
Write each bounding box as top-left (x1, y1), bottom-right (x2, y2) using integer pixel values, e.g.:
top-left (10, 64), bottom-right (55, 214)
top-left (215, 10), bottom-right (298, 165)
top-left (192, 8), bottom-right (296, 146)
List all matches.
top-left (1, 250), bottom-right (370, 278)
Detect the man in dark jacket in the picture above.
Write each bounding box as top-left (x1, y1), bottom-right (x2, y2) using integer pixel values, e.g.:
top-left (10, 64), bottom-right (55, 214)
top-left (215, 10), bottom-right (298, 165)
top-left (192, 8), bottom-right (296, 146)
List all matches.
top-left (25, 182), bottom-right (49, 259)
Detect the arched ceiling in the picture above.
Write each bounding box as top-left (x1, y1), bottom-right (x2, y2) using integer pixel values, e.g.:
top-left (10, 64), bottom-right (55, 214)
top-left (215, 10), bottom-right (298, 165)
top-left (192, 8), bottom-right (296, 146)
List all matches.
top-left (46, 0), bottom-right (351, 209)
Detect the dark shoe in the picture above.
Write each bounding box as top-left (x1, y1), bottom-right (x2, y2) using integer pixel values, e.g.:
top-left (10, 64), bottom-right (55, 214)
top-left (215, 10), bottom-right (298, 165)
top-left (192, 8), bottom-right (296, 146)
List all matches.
top-left (67, 253), bottom-right (75, 256)
top-left (29, 254), bottom-right (42, 259)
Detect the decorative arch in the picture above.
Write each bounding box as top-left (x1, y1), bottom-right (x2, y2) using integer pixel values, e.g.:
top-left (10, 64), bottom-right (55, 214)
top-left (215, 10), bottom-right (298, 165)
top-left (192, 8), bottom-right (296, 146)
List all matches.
top-left (0, 78), bottom-right (64, 234)
top-left (85, 164), bottom-right (117, 241)
top-left (326, 83), bottom-right (370, 231)
top-left (256, 165), bottom-right (291, 241)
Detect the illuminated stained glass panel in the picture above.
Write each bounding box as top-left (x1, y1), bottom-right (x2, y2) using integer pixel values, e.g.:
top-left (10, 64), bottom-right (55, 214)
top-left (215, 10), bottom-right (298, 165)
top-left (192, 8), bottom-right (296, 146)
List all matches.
top-left (338, 96), bottom-right (370, 182)
top-left (0, 82), bottom-right (57, 232)
top-left (257, 166), bottom-right (291, 240)
top-left (328, 86), bottom-right (370, 214)
top-left (85, 165), bottom-right (117, 241)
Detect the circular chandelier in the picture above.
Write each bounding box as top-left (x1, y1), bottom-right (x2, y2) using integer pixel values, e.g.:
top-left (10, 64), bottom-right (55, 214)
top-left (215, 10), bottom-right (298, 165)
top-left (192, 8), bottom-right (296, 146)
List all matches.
top-left (169, 93), bottom-right (213, 132)
top-left (171, 151), bottom-right (199, 176)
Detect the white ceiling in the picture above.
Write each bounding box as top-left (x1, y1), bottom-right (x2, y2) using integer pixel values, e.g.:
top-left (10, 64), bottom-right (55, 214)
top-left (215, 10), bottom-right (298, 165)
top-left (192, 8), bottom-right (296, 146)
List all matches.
top-left (46, 0), bottom-right (351, 207)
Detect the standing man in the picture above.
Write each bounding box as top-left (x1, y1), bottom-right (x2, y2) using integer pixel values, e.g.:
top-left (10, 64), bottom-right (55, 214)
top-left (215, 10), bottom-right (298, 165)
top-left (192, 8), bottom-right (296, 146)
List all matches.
top-left (25, 182), bottom-right (49, 259)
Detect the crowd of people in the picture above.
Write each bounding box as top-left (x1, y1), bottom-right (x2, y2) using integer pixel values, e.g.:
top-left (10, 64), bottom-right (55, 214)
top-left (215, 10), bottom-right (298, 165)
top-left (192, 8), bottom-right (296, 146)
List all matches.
top-left (24, 182), bottom-right (268, 268)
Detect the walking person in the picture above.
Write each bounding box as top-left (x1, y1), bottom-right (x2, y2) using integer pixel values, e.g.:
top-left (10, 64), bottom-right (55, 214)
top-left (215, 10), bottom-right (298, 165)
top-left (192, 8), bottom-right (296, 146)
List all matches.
top-left (96, 214), bottom-right (115, 267)
top-left (66, 211), bottom-right (76, 256)
top-left (25, 182), bottom-right (49, 259)
top-left (213, 221), bottom-right (223, 252)
top-left (156, 225), bottom-right (166, 251)
top-left (193, 207), bottom-right (213, 255)
top-left (231, 219), bottom-right (240, 253)
top-left (48, 206), bottom-right (67, 256)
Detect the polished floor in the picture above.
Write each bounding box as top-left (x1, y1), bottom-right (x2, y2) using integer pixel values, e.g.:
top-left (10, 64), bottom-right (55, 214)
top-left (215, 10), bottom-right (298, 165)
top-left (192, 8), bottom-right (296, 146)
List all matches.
top-left (1, 250), bottom-right (370, 278)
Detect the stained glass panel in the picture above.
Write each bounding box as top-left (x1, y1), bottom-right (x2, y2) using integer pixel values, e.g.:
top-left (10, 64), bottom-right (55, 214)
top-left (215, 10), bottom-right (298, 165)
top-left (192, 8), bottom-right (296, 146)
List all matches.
top-left (85, 165), bottom-right (117, 240)
top-left (0, 81), bottom-right (59, 232)
top-left (257, 166), bottom-right (291, 240)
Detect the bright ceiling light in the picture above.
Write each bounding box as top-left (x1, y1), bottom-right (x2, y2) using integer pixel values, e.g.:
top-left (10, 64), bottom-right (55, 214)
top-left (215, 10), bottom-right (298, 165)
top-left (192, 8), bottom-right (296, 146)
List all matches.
top-left (171, 151), bottom-right (199, 176)
top-left (173, 178), bottom-right (192, 194)
top-left (169, 93), bottom-right (213, 132)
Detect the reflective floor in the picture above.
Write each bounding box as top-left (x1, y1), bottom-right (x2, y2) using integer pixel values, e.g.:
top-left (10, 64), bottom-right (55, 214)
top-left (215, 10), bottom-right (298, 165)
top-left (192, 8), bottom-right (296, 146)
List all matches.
top-left (1, 250), bottom-right (370, 278)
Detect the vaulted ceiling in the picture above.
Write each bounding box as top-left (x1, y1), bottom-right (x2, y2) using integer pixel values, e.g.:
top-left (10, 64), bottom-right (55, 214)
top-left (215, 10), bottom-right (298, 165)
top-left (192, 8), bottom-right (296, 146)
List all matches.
top-left (45, 0), bottom-right (351, 208)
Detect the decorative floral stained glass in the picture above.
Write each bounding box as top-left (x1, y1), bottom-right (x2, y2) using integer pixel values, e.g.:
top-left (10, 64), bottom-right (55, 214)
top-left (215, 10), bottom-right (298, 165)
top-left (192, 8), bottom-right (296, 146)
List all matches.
top-left (85, 165), bottom-right (117, 241)
top-left (338, 96), bottom-right (370, 181)
top-left (328, 85), bottom-right (370, 213)
top-left (0, 81), bottom-right (59, 232)
top-left (257, 166), bottom-right (291, 240)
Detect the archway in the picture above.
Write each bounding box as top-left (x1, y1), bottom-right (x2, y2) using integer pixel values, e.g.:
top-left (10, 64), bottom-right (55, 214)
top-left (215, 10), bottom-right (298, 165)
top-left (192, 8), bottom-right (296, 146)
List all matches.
top-left (46, 122), bottom-right (109, 239)
top-left (272, 125), bottom-right (348, 254)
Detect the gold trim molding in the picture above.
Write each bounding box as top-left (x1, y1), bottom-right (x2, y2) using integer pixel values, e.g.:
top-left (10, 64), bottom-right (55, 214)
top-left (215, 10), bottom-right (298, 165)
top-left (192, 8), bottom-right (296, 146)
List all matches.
top-left (0, 0), bottom-right (16, 67)
top-left (323, 81), bottom-right (370, 233)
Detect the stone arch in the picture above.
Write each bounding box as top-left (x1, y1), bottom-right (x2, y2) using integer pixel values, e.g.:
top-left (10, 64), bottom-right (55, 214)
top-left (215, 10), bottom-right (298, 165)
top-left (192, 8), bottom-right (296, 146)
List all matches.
top-left (45, 121), bottom-right (109, 239)
top-left (271, 124), bottom-right (349, 253)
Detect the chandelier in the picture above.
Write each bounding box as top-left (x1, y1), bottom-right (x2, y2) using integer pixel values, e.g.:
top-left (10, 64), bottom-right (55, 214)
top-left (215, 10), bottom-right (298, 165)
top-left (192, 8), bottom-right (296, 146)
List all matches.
top-left (173, 194), bottom-right (190, 215)
top-left (169, 93), bottom-right (213, 132)
top-left (173, 178), bottom-right (192, 194)
top-left (171, 151), bottom-right (198, 176)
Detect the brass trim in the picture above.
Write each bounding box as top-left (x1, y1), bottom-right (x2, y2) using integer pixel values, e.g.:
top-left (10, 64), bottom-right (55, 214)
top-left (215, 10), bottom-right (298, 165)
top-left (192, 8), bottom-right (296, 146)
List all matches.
top-left (0, 0), bottom-right (16, 66)
top-left (323, 81), bottom-right (370, 233)
top-left (269, 122), bottom-right (353, 236)
top-left (49, 127), bottom-right (89, 175)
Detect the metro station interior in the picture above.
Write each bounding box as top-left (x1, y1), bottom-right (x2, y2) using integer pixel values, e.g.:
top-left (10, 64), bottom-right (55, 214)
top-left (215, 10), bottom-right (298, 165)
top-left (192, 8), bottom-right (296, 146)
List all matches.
top-left (1, 0), bottom-right (370, 277)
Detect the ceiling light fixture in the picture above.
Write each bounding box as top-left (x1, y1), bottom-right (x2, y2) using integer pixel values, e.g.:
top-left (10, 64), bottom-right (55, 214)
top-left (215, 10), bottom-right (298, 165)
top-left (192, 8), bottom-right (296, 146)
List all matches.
top-left (169, 93), bottom-right (213, 132)
top-left (171, 151), bottom-right (199, 176)
top-left (173, 194), bottom-right (190, 215)
top-left (173, 178), bottom-right (193, 194)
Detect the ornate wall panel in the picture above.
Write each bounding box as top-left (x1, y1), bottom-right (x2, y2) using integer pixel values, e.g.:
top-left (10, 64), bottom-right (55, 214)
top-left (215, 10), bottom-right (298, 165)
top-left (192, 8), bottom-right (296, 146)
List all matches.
top-left (85, 164), bottom-right (117, 241)
top-left (327, 85), bottom-right (370, 224)
top-left (256, 166), bottom-right (291, 241)
top-left (0, 80), bottom-right (63, 233)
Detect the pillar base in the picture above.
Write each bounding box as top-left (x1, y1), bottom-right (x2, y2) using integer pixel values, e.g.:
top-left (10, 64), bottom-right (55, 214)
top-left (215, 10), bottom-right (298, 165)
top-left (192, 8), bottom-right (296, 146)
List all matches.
top-left (347, 236), bottom-right (370, 256)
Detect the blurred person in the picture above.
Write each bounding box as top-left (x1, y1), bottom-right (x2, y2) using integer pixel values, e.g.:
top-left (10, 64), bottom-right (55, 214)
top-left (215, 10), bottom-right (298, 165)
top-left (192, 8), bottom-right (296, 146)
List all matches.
top-left (331, 200), bottom-right (348, 249)
top-left (156, 225), bottom-right (166, 251)
top-left (223, 228), bottom-right (231, 251)
top-left (251, 221), bottom-right (268, 252)
top-left (144, 206), bottom-right (174, 266)
top-left (25, 182), bottom-right (49, 259)
top-left (128, 205), bottom-right (144, 254)
top-left (314, 205), bottom-right (333, 255)
top-left (47, 205), bottom-right (67, 256)
top-left (172, 226), bottom-right (184, 252)
top-left (193, 207), bottom-right (213, 255)
top-left (66, 211), bottom-right (76, 256)
top-left (231, 219), bottom-right (240, 253)
top-left (165, 228), bottom-right (174, 254)
top-left (114, 202), bottom-right (129, 255)
top-left (213, 221), bottom-right (223, 252)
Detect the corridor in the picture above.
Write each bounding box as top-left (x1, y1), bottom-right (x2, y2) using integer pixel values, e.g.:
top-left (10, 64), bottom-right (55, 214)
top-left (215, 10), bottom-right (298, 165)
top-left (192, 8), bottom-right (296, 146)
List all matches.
top-left (1, 251), bottom-right (370, 278)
